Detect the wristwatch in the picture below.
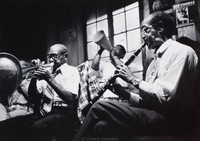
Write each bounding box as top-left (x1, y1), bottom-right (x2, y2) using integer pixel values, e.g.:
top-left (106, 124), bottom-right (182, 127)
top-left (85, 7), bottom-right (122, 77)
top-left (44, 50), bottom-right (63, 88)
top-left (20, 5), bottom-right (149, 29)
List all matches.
top-left (131, 79), bottom-right (141, 88)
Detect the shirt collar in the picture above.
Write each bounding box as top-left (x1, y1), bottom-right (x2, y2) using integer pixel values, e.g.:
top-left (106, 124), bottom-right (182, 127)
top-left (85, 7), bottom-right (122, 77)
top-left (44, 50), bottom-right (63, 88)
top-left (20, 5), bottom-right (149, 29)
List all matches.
top-left (55, 63), bottom-right (68, 75)
top-left (156, 38), bottom-right (173, 58)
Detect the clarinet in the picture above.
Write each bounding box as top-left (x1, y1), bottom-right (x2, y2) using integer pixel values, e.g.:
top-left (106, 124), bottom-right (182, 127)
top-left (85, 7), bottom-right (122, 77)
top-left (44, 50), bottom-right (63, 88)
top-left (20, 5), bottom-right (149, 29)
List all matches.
top-left (81, 43), bottom-right (146, 116)
top-left (125, 42), bottom-right (146, 66)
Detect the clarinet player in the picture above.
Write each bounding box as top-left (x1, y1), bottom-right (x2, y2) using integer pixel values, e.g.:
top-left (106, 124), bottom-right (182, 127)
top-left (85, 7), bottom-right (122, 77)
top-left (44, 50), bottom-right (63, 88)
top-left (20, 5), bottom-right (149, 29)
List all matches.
top-left (73, 11), bottom-right (198, 141)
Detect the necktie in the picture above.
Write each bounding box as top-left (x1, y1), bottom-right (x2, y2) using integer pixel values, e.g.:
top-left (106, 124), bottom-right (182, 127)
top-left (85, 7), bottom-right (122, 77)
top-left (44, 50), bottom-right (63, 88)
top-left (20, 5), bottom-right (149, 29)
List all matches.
top-left (40, 69), bottom-right (62, 115)
top-left (51, 69), bottom-right (61, 78)
top-left (29, 69), bottom-right (61, 116)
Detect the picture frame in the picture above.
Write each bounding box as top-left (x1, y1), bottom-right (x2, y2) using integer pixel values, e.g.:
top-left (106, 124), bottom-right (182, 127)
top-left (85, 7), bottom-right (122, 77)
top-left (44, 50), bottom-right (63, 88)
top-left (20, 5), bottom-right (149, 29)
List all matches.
top-left (173, 1), bottom-right (195, 27)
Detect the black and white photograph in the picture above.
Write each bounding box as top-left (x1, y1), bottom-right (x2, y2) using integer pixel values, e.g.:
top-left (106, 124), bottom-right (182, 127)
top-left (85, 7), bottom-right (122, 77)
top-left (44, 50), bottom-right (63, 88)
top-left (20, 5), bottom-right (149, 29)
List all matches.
top-left (176, 7), bottom-right (189, 25)
top-left (0, 0), bottom-right (200, 141)
top-left (173, 1), bottom-right (196, 27)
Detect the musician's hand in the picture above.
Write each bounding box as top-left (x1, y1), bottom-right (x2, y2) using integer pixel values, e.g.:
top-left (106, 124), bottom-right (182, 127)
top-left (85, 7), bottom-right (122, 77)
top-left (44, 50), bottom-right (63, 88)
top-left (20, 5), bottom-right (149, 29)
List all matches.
top-left (110, 52), bottom-right (123, 67)
top-left (115, 64), bottom-right (135, 82)
top-left (31, 59), bottom-right (45, 66)
top-left (32, 67), bottom-right (52, 81)
top-left (110, 49), bottom-right (117, 59)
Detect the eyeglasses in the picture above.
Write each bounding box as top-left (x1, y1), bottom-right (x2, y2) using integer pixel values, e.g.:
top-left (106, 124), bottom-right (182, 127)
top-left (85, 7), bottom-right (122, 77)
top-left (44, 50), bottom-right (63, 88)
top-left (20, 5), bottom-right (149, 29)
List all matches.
top-left (47, 52), bottom-right (67, 59)
top-left (141, 25), bottom-right (154, 34)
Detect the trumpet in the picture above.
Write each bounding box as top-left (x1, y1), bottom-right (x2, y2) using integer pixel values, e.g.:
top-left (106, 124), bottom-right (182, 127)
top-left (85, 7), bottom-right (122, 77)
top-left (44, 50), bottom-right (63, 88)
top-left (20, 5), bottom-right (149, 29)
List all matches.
top-left (22, 63), bottom-right (53, 75)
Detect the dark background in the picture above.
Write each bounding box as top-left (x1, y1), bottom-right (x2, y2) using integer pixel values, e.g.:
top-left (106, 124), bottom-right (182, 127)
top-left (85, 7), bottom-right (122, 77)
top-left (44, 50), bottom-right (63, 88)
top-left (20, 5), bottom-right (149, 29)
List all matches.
top-left (0, 0), bottom-right (73, 61)
top-left (0, 0), bottom-right (199, 66)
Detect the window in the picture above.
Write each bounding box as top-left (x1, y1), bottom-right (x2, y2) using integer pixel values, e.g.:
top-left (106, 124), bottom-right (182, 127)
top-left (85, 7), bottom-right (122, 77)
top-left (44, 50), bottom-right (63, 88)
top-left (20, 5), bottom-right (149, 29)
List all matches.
top-left (86, 1), bottom-right (142, 63)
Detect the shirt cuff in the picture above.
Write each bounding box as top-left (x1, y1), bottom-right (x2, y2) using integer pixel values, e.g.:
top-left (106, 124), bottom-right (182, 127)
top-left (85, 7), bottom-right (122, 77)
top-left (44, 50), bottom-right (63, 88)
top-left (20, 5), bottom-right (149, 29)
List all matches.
top-left (138, 80), bottom-right (148, 90)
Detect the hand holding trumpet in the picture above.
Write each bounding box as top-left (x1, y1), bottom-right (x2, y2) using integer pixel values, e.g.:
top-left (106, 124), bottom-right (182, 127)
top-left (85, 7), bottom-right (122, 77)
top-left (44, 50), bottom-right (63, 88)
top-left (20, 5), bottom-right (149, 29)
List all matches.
top-left (32, 66), bottom-right (52, 81)
top-left (31, 58), bottom-right (45, 66)
top-left (22, 58), bottom-right (53, 80)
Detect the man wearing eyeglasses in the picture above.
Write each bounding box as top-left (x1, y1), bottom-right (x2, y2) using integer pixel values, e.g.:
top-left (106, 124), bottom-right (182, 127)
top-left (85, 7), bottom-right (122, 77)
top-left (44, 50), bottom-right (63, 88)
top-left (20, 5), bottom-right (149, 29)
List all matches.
top-left (72, 11), bottom-right (199, 141)
top-left (29, 44), bottom-right (80, 141)
top-left (0, 44), bottom-right (80, 141)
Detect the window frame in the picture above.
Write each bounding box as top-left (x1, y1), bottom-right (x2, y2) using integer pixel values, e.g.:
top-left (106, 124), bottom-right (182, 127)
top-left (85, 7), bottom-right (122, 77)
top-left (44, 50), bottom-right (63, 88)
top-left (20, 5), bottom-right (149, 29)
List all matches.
top-left (85, 0), bottom-right (143, 61)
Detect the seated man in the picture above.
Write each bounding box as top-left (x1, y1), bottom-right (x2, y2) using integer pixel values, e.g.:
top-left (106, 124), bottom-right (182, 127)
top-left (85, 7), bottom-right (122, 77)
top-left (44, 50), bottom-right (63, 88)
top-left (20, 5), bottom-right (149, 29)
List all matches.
top-left (77, 44), bottom-right (127, 123)
top-left (73, 11), bottom-right (198, 141)
top-left (0, 44), bottom-right (80, 141)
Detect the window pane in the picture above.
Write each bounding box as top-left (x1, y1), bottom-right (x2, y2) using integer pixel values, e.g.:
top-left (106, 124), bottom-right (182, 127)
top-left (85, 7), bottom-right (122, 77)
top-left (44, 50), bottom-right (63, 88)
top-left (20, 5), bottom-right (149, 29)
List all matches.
top-left (113, 7), bottom-right (124, 15)
top-left (97, 7), bottom-right (107, 21)
top-left (87, 24), bottom-right (97, 42)
top-left (114, 33), bottom-right (127, 50)
top-left (97, 20), bottom-right (109, 36)
top-left (87, 42), bottom-right (98, 60)
top-left (113, 13), bottom-right (125, 34)
top-left (127, 29), bottom-right (141, 51)
top-left (86, 1), bottom-right (141, 61)
top-left (126, 8), bottom-right (140, 30)
top-left (125, 2), bottom-right (139, 10)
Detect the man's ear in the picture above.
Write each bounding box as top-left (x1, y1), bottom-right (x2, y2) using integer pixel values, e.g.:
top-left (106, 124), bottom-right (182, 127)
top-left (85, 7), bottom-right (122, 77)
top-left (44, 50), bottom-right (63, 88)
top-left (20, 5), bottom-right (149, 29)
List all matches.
top-left (157, 21), bottom-right (164, 33)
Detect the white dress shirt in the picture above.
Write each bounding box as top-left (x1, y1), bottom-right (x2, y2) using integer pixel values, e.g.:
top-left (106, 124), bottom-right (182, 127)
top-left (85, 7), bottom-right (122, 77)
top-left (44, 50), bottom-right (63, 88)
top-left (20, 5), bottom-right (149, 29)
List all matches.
top-left (37, 63), bottom-right (80, 114)
top-left (130, 39), bottom-right (198, 112)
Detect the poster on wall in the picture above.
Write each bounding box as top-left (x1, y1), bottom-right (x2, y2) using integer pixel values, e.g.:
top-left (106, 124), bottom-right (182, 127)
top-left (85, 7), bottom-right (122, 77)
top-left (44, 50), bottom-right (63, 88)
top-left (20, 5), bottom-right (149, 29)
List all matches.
top-left (173, 1), bottom-right (195, 27)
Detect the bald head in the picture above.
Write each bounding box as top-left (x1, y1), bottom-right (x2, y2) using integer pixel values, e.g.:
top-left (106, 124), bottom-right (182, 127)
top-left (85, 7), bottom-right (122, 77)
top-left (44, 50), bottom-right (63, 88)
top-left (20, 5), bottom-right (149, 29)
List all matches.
top-left (113, 45), bottom-right (126, 59)
top-left (141, 11), bottom-right (176, 38)
top-left (49, 44), bottom-right (68, 55)
top-left (48, 44), bottom-right (68, 68)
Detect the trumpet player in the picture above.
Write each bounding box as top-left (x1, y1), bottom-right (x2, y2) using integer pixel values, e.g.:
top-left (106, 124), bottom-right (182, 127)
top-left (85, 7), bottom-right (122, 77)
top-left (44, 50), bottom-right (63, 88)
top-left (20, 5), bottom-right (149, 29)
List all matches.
top-left (30, 44), bottom-right (80, 141)
top-left (0, 44), bottom-right (80, 141)
top-left (73, 11), bottom-right (198, 141)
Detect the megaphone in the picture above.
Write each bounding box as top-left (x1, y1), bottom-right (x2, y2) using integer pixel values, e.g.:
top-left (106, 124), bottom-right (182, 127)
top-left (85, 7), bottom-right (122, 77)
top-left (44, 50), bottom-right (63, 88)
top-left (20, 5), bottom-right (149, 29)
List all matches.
top-left (93, 30), bottom-right (113, 52)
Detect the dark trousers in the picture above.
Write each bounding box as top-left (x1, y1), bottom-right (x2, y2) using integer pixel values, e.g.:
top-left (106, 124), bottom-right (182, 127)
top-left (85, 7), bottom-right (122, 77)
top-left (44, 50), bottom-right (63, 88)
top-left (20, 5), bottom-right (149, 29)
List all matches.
top-left (0, 113), bottom-right (43, 141)
top-left (31, 106), bottom-right (77, 141)
top-left (0, 106), bottom-right (77, 141)
top-left (73, 100), bottom-right (169, 141)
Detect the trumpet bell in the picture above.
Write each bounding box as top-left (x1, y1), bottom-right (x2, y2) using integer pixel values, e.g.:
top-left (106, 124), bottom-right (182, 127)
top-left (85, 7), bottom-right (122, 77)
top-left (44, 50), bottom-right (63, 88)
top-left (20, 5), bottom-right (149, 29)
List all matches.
top-left (0, 52), bottom-right (22, 99)
top-left (93, 30), bottom-right (112, 52)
